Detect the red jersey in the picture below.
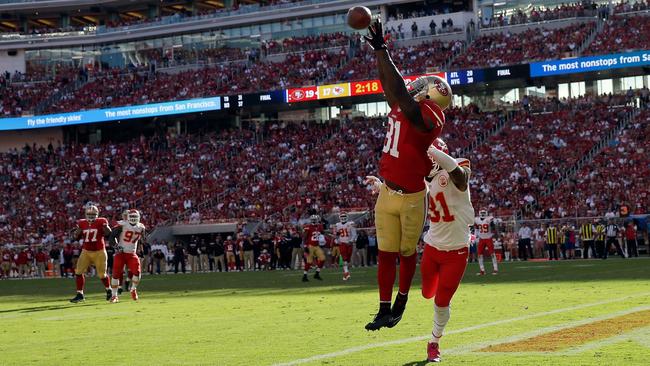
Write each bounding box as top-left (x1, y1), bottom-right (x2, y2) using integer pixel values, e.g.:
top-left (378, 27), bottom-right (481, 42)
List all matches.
top-left (224, 240), bottom-right (236, 253)
top-left (379, 101), bottom-right (444, 192)
top-left (77, 218), bottom-right (109, 251)
top-left (1, 250), bottom-right (11, 262)
top-left (304, 224), bottom-right (324, 247)
top-left (16, 251), bottom-right (28, 265)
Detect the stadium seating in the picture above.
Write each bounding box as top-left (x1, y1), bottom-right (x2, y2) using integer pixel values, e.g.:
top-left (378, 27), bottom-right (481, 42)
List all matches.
top-left (584, 15), bottom-right (650, 55)
top-left (483, 2), bottom-right (602, 28)
top-left (452, 22), bottom-right (595, 69)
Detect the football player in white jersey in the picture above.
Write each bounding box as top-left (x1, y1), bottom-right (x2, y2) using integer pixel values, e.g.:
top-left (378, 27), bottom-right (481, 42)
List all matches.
top-left (335, 213), bottom-right (357, 281)
top-left (108, 209), bottom-right (146, 302)
top-left (474, 210), bottom-right (499, 275)
top-left (420, 138), bottom-right (474, 363)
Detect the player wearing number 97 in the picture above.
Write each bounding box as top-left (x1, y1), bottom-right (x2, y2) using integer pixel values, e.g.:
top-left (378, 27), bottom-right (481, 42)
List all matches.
top-left (108, 209), bottom-right (146, 302)
top-left (69, 205), bottom-right (112, 303)
top-left (420, 138), bottom-right (474, 363)
top-left (362, 17), bottom-right (452, 332)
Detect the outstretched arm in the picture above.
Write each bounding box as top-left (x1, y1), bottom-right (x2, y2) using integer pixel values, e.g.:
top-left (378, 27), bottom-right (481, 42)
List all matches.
top-left (364, 19), bottom-right (428, 131)
top-left (427, 147), bottom-right (470, 192)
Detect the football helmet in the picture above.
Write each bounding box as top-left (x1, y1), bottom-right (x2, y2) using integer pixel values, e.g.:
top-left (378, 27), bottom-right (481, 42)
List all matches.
top-left (310, 215), bottom-right (320, 224)
top-left (427, 138), bottom-right (449, 177)
top-left (85, 205), bottom-right (99, 222)
top-left (339, 212), bottom-right (348, 223)
top-left (127, 209), bottom-right (141, 226)
top-left (406, 75), bottom-right (452, 110)
top-left (479, 210), bottom-right (488, 219)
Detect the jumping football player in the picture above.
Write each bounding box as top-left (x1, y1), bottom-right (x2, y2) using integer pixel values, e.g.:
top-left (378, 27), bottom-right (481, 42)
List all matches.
top-left (108, 209), bottom-right (146, 302)
top-left (421, 138), bottom-right (474, 362)
top-left (302, 215), bottom-right (325, 282)
top-left (335, 212), bottom-right (357, 281)
top-left (475, 210), bottom-right (499, 275)
top-left (362, 17), bottom-right (452, 331)
top-left (70, 205), bottom-right (112, 303)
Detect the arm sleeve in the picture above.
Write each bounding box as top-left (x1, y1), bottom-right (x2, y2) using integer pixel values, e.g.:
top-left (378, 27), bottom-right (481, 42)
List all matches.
top-left (428, 147), bottom-right (459, 172)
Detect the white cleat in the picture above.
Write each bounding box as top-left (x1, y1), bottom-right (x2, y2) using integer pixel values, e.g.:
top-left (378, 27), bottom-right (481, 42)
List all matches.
top-left (343, 272), bottom-right (351, 281)
top-left (109, 296), bottom-right (119, 303)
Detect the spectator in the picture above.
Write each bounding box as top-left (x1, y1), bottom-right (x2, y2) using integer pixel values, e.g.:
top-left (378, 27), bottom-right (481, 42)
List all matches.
top-left (411, 21), bottom-right (418, 38)
top-left (429, 19), bottom-right (437, 35)
top-left (355, 230), bottom-right (369, 267)
top-left (213, 238), bottom-right (225, 272)
top-left (187, 236), bottom-right (200, 273)
top-left (518, 224), bottom-right (532, 260)
top-left (173, 241), bottom-right (186, 274)
top-left (367, 231), bottom-right (378, 266)
top-left (625, 221), bottom-right (638, 257)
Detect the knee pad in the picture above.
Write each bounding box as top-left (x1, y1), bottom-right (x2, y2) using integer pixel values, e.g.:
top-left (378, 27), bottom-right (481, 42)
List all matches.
top-left (111, 278), bottom-right (120, 287)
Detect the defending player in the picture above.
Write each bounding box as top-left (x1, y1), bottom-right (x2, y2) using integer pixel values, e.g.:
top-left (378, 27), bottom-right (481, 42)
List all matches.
top-left (335, 212), bottom-right (357, 281)
top-left (69, 205), bottom-right (112, 303)
top-left (420, 138), bottom-right (474, 362)
top-left (362, 18), bottom-right (452, 331)
top-left (475, 210), bottom-right (499, 275)
top-left (108, 209), bottom-right (146, 302)
top-left (302, 215), bottom-right (325, 282)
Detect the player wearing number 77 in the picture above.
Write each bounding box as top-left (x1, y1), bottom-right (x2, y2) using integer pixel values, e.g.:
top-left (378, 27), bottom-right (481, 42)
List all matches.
top-left (362, 17), bottom-right (453, 331)
top-left (421, 138), bottom-right (474, 362)
top-left (69, 205), bottom-right (112, 303)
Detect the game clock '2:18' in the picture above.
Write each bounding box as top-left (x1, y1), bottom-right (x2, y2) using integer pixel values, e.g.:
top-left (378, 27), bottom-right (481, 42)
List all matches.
top-left (351, 80), bottom-right (383, 96)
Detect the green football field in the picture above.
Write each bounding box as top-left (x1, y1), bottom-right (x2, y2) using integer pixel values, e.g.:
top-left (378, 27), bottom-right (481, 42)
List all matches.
top-left (1, 259), bottom-right (650, 366)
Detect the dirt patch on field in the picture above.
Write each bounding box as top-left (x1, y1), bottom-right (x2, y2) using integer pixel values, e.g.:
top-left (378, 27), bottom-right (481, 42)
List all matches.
top-left (481, 309), bottom-right (650, 352)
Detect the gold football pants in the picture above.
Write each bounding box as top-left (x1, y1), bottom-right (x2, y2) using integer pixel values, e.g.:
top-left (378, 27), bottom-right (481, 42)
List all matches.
top-left (374, 184), bottom-right (427, 256)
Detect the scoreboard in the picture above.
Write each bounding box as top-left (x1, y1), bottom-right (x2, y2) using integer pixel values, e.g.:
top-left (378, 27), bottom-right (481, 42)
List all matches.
top-left (223, 90), bottom-right (285, 109)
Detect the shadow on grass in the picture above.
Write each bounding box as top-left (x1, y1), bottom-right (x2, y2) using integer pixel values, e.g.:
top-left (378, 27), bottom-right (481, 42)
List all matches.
top-left (0, 259), bottom-right (648, 300)
top-left (402, 360), bottom-right (430, 366)
top-left (0, 302), bottom-right (95, 314)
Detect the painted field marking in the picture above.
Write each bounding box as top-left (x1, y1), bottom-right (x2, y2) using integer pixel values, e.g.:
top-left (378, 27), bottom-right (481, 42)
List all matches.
top-left (443, 305), bottom-right (650, 355)
top-left (481, 308), bottom-right (650, 352)
top-left (271, 292), bottom-right (650, 366)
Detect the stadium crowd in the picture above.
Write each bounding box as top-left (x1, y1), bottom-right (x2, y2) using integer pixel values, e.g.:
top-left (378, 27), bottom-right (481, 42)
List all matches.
top-left (584, 15), bottom-right (650, 55)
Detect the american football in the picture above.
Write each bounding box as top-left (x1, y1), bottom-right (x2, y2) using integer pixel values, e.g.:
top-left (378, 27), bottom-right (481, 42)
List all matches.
top-left (1, 0), bottom-right (649, 365)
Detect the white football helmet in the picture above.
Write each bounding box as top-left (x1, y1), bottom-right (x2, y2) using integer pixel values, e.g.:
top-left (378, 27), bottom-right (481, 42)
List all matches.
top-left (406, 75), bottom-right (452, 110)
top-left (479, 210), bottom-right (488, 219)
top-left (85, 205), bottom-right (99, 222)
top-left (127, 209), bottom-right (141, 225)
top-left (339, 212), bottom-right (348, 223)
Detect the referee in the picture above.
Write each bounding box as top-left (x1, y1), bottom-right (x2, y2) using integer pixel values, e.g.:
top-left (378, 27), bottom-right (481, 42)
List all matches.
top-left (594, 220), bottom-right (606, 259)
top-left (580, 221), bottom-right (595, 259)
top-left (604, 219), bottom-right (625, 259)
top-left (545, 224), bottom-right (560, 260)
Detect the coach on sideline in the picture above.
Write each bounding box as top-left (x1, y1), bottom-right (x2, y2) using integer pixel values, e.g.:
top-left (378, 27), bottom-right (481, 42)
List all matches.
top-left (517, 224), bottom-right (532, 261)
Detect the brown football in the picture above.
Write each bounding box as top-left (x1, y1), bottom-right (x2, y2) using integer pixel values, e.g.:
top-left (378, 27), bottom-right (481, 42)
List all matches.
top-left (347, 6), bottom-right (372, 30)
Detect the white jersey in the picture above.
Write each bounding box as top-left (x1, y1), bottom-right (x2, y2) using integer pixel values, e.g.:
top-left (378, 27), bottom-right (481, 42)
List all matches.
top-left (117, 221), bottom-right (146, 253)
top-left (335, 222), bottom-right (357, 245)
top-left (423, 158), bottom-right (475, 251)
top-left (474, 216), bottom-right (495, 239)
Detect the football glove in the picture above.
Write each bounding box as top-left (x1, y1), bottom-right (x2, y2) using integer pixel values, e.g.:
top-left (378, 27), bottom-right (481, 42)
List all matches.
top-left (363, 19), bottom-right (387, 50)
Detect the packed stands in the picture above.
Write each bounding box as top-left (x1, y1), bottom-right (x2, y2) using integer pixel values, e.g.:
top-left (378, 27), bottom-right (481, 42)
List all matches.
top-left (539, 109), bottom-right (650, 217)
top-left (584, 14), bottom-right (650, 55)
top-left (482, 2), bottom-right (604, 28)
top-left (452, 22), bottom-right (594, 69)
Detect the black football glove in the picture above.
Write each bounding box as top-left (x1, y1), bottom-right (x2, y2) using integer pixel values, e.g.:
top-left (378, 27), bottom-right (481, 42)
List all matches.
top-left (363, 19), bottom-right (387, 50)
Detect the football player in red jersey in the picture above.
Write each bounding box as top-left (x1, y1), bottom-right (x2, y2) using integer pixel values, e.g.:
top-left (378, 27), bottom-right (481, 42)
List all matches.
top-left (70, 205), bottom-right (112, 303)
top-left (302, 215), bottom-right (325, 282)
top-left (363, 18), bottom-right (452, 331)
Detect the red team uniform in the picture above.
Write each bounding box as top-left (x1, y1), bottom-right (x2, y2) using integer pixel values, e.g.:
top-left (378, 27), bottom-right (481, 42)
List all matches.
top-left (302, 217), bottom-right (325, 281)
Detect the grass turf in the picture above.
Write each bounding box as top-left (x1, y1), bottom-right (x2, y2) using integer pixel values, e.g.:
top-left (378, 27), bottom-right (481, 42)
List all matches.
top-left (1, 258), bottom-right (649, 366)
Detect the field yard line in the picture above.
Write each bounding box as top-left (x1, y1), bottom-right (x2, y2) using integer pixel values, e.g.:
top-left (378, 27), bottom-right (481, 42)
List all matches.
top-left (271, 291), bottom-right (650, 366)
top-left (445, 305), bottom-right (650, 355)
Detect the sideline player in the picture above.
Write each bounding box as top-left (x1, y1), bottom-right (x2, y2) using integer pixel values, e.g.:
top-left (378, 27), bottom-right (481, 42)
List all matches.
top-left (335, 212), bottom-right (357, 281)
top-left (108, 209), bottom-right (146, 302)
top-left (475, 210), bottom-right (499, 275)
top-left (302, 215), bottom-right (325, 282)
top-left (70, 205), bottom-right (112, 303)
top-left (420, 138), bottom-right (474, 362)
top-left (363, 17), bottom-right (452, 331)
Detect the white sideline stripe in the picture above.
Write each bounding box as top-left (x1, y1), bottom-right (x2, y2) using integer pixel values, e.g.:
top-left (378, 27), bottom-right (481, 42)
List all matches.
top-left (271, 291), bottom-right (650, 366)
top-left (445, 305), bottom-right (650, 355)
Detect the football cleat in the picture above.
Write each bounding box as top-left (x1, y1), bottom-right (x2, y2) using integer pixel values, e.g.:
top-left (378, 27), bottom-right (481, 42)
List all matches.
top-left (130, 289), bottom-right (138, 301)
top-left (388, 294), bottom-right (408, 328)
top-left (343, 272), bottom-right (351, 281)
top-left (105, 289), bottom-right (112, 301)
top-left (302, 274), bottom-right (309, 282)
top-left (492, 270), bottom-right (498, 275)
top-left (69, 293), bottom-right (85, 303)
top-left (365, 310), bottom-right (392, 331)
top-left (476, 270), bottom-right (485, 276)
top-left (314, 272), bottom-right (322, 281)
top-left (427, 342), bottom-right (441, 362)
top-left (118, 287), bottom-right (123, 295)
top-left (109, 296), bottom-right (119, 303)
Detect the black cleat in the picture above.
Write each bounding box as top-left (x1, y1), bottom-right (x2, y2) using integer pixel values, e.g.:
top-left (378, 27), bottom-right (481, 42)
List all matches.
top-left (69, 293), bottom-right (85, 303)
top-left (302, 274), bottom-right (309, 282)
top-left (388, 293), bottom-right (408, 328)
top-left (365, 310), bottom-right (392, 331)
top-left (314, 272), bottom-right (322, 281)
top-left (105, 289), bottom-right (112, 301)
